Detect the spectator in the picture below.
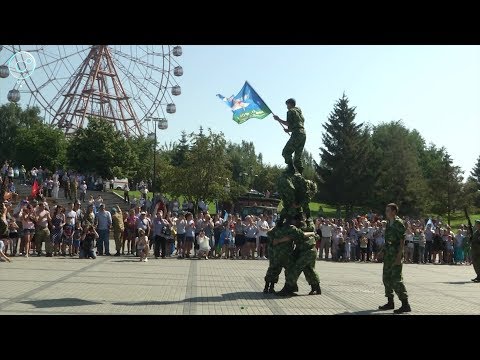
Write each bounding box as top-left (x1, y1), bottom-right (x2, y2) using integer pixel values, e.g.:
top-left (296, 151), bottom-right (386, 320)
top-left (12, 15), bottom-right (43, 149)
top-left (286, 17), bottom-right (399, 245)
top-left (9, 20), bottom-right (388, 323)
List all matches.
top-left (424, 224), bottom-right (434, 263)
top-left (111, 206), bottom-right (124, 257)
top-left (80, 225), bottom-right (98, 259)
top-left (454, 229), bottom-right (465, 265)
top-left (0, 203), bottom-right (12, 262)
top-left (404, 227), bottom-right (414, 263)
top-left (73, 222), bottom-right (82, 256)
top-left (123, 184), bottom-right (130, 203)
top-left (319, 220), bottom-right (333, 260)
top-left (153, 210), bottom-right (167, 259)
top-left (244, 216), bottom-right (258, 260)
top-left (257, 214), bottom-right (269, 260)
top-left (79, 181), bottom-right (87, 202)
top-left (135, 228), bottom-right (149, 262)
top-left (19, 165), bottom-right (27, 185)
top-left (125, 209), bottom-right (137, 255)
top-left (184, 212), bottom-right (196, 258)
top-left (432, 228), bottom-right (444, 264)
top-left (8, 213), bottom-right (19, 256)
top-left (196, 229), bottom-right (210, 259)
top-left (360, 236), bottom-right (368, 262)
top-left (176, 213), bottom-right (186, 259)
top-left (35, 202), bottom-right (52, 257)
top-left (418, 230), bottom-right (426, 264)
top-left (20, 204), bottom-right (35, 257)
top-left (95, 204), bottom-right (112, 256)
top-left (51, 205), bottom-right (65, 256)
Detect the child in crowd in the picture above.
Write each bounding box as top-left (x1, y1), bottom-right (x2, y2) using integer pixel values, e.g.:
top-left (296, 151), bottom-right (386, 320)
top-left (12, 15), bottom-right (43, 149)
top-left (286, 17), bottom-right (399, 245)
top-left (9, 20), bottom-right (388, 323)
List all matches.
top-left (73, 223), bottom-right (82, 256)
top-left (337, 235), bottom-right (346, 262)
top-left (135, 228), bottom-right (149, 262)
top-left (62, 223), bottom-right (74, 256)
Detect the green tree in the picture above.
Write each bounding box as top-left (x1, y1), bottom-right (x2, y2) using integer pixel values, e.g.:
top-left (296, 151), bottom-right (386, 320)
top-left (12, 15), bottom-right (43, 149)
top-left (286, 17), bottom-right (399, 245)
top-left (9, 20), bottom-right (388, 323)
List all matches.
top-left (470, 155), bottom-right (480, 186)
top-left (315, 93), bottom-right (374, 219)
top-left (15, 121), bottom-right (67, 170)
top-left (67, 117), bottom-right (133, 179)
top-left (170, 131), bottom-right (189, 167)
top-left (172, 129), bottom-right (232, 208)
top-left (370, 121), bottom-right (428, 216)
top-left (0, 104), bottom-right (44, 162)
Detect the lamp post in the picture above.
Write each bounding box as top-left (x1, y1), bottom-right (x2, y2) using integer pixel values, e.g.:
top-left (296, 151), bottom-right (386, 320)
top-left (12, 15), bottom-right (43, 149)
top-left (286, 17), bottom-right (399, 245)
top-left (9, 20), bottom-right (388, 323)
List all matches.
top-left (145, 118), bottom-right (167, 201)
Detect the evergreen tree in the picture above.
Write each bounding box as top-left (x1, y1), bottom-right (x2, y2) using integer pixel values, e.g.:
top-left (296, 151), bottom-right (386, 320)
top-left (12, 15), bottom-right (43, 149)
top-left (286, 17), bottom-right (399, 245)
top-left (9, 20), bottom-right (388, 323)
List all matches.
top-left (315, 93), bottom-right (373, 219)
top-left (470, 155), bottom-right (480, 186)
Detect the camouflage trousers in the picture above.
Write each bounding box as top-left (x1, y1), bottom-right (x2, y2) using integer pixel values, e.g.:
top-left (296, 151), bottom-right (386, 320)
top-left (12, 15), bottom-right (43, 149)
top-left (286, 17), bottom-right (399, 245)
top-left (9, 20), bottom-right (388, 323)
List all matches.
top-left (285, 246), bottom-right (319, 287)
top-left (264, 242), bottom-right (293, 284)
top-left (382, 253), bottom-right (408, 301)
top-left (282, 131), bottom-right (306, 173)
top-left (471, 244), bottom-right (480, 277)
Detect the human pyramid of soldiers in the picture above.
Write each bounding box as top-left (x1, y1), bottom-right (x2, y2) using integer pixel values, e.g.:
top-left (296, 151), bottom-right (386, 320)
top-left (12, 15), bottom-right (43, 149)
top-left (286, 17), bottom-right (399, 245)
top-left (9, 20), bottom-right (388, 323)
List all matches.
top-left (264, 98), bottom-right (321, 296)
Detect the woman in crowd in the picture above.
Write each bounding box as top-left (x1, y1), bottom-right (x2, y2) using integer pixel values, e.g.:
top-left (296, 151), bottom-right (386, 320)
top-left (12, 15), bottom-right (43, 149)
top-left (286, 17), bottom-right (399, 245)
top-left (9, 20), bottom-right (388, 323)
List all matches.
top-left (0, 203), bottom-right (12, 262)
top-left (20, 204), bottom-right (36, 257)
top-left (51, 205), bottom-right (65, 256)
top-left (184, 212), bottom-right (196, 258)
top-left (432, 228), bottom-right (444, 264)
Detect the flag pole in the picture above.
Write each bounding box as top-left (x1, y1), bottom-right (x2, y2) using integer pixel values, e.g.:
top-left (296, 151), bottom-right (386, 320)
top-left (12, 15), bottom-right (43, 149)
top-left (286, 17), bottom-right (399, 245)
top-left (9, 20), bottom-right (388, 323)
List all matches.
top-left (245, 81), bottom-right (289, 135)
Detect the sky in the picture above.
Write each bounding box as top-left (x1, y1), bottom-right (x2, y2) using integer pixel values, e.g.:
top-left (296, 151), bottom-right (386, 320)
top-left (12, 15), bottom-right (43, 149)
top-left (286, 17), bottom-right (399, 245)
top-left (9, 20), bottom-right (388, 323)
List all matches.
top-left (1, 45), bottom-right (479, 176)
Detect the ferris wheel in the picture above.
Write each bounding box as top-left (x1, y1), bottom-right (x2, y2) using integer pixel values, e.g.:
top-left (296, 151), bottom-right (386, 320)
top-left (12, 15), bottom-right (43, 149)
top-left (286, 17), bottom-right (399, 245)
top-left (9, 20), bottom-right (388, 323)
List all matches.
top-left (0, 45), bottom-right (183, 137)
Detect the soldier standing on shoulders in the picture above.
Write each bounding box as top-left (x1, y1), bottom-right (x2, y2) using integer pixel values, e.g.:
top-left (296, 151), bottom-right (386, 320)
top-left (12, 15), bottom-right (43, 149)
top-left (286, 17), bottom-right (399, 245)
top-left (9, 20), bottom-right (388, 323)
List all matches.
top-left (470, 219), bottom-right (480, 282)
top-left (378, 203), bottom-right (411, 314)
top-left (273, 98), bottom-right (306, 175)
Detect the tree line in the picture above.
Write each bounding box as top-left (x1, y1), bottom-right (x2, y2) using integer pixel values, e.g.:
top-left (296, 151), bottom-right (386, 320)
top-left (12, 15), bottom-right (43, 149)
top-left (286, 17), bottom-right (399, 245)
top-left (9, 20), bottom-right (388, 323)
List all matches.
top-left (316, 93), bottom-right (480, 221)
top-left (1, 100), bottom-right (479, 221)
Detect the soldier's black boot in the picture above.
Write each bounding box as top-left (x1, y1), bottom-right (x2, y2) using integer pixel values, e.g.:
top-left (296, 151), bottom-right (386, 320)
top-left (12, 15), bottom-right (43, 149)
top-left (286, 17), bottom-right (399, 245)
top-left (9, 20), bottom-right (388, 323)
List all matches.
top-left (268, 282), bottom-right (275, 293)
top-left (263, 282), bottom-right (270, 293)
top-left (378, 297), bottom-right (394, 310)
top-left (393, 300), bottom-right (411, 314)
top-left (309, 283), bottom-right (321, 295)
top-left (275, 283), bottom-right (297, 297)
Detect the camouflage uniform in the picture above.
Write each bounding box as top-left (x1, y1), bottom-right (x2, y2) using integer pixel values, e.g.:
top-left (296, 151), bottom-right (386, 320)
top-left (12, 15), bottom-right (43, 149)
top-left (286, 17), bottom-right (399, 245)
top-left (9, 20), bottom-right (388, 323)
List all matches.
top-left (284, 224), bottom-right (320, 288)
top-left (264, 226), bottom-right (294, 286)
top-left (276, 171), bottom-right (300, 227)
top-left (471, 223), bottom-right (480, 279)
top-left (112, 210), bottom-right (125, 254)
top-left (383, 216), bottom-right (408, 301)
top-left (282, 107), bottom-right (306, 174)
top-left (292, 174), bottom-right (317, 225)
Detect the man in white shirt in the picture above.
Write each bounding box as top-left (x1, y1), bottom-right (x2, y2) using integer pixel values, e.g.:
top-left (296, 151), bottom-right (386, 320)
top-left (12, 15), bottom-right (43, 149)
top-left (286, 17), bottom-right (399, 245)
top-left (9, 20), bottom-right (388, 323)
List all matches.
top-left (65, 203), bottom-right (77, 226)
top-left (79, 181), bottom-right (87, 202)
top-left (319, 220), bottom-right (333, 260)
top-left (257, 214), bottom-right (269, 260)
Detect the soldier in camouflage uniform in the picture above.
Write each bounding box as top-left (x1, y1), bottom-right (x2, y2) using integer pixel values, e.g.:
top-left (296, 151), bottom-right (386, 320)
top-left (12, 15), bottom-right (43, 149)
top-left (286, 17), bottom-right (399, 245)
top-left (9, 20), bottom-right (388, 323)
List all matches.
top-left (292, 174), bottom-right (317, 227)
top-left (470, 219), bottom-right (480, 282)
top-left (273, 98), bottom-right (306, 175)
top-left (273, 216), bottom-right (321, 296)
top-left (276, 170), bottom-right (300, 228)
top-left (263, 225), bottom-right (295, 293)
top-left (378, 203), bottom-right (411, 314)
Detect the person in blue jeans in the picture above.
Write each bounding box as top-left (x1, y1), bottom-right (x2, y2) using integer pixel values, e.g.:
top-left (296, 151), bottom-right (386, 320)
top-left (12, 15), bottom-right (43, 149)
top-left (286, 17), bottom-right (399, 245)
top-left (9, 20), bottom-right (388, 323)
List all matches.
top-left (94, 204), bottom-right (112, 255)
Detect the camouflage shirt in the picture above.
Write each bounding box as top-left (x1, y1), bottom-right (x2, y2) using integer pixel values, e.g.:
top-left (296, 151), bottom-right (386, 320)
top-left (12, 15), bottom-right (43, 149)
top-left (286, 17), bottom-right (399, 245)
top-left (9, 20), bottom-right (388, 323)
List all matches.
top-left (286, 107), bottom-right (305, 133)
top-left (385, 216), bottom-right (405, 252)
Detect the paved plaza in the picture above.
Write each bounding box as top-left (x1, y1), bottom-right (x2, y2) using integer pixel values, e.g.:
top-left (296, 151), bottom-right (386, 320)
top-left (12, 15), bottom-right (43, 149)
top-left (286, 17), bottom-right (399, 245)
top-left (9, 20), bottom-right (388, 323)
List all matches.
top-left (1, 244), bottom-right (479, 315)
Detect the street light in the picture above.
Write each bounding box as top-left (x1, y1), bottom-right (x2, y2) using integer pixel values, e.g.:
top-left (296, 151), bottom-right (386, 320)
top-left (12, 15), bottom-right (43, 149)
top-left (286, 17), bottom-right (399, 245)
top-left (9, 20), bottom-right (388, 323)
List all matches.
top-left (145, 118), bottom-right (167, 201)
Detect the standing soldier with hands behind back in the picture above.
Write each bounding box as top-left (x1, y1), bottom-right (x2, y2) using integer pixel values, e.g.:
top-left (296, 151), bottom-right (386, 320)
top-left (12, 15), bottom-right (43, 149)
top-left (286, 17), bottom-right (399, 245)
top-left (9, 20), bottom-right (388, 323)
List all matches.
top-left (378, 203), bottom-right (411, 314)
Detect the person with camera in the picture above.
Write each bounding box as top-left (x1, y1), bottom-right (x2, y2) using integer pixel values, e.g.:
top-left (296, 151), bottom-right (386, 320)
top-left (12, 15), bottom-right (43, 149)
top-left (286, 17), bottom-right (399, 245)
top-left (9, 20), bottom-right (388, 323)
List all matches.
top-left (153, 210), bottom-right (170, 259)
top-left (80, 225), bottom-right (98, 259)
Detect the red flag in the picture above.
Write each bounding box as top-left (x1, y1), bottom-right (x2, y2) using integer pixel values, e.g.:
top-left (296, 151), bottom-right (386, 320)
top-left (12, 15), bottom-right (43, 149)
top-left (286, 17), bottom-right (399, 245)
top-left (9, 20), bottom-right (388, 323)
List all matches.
top-left (31, 180), bottom-right (39, 198)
